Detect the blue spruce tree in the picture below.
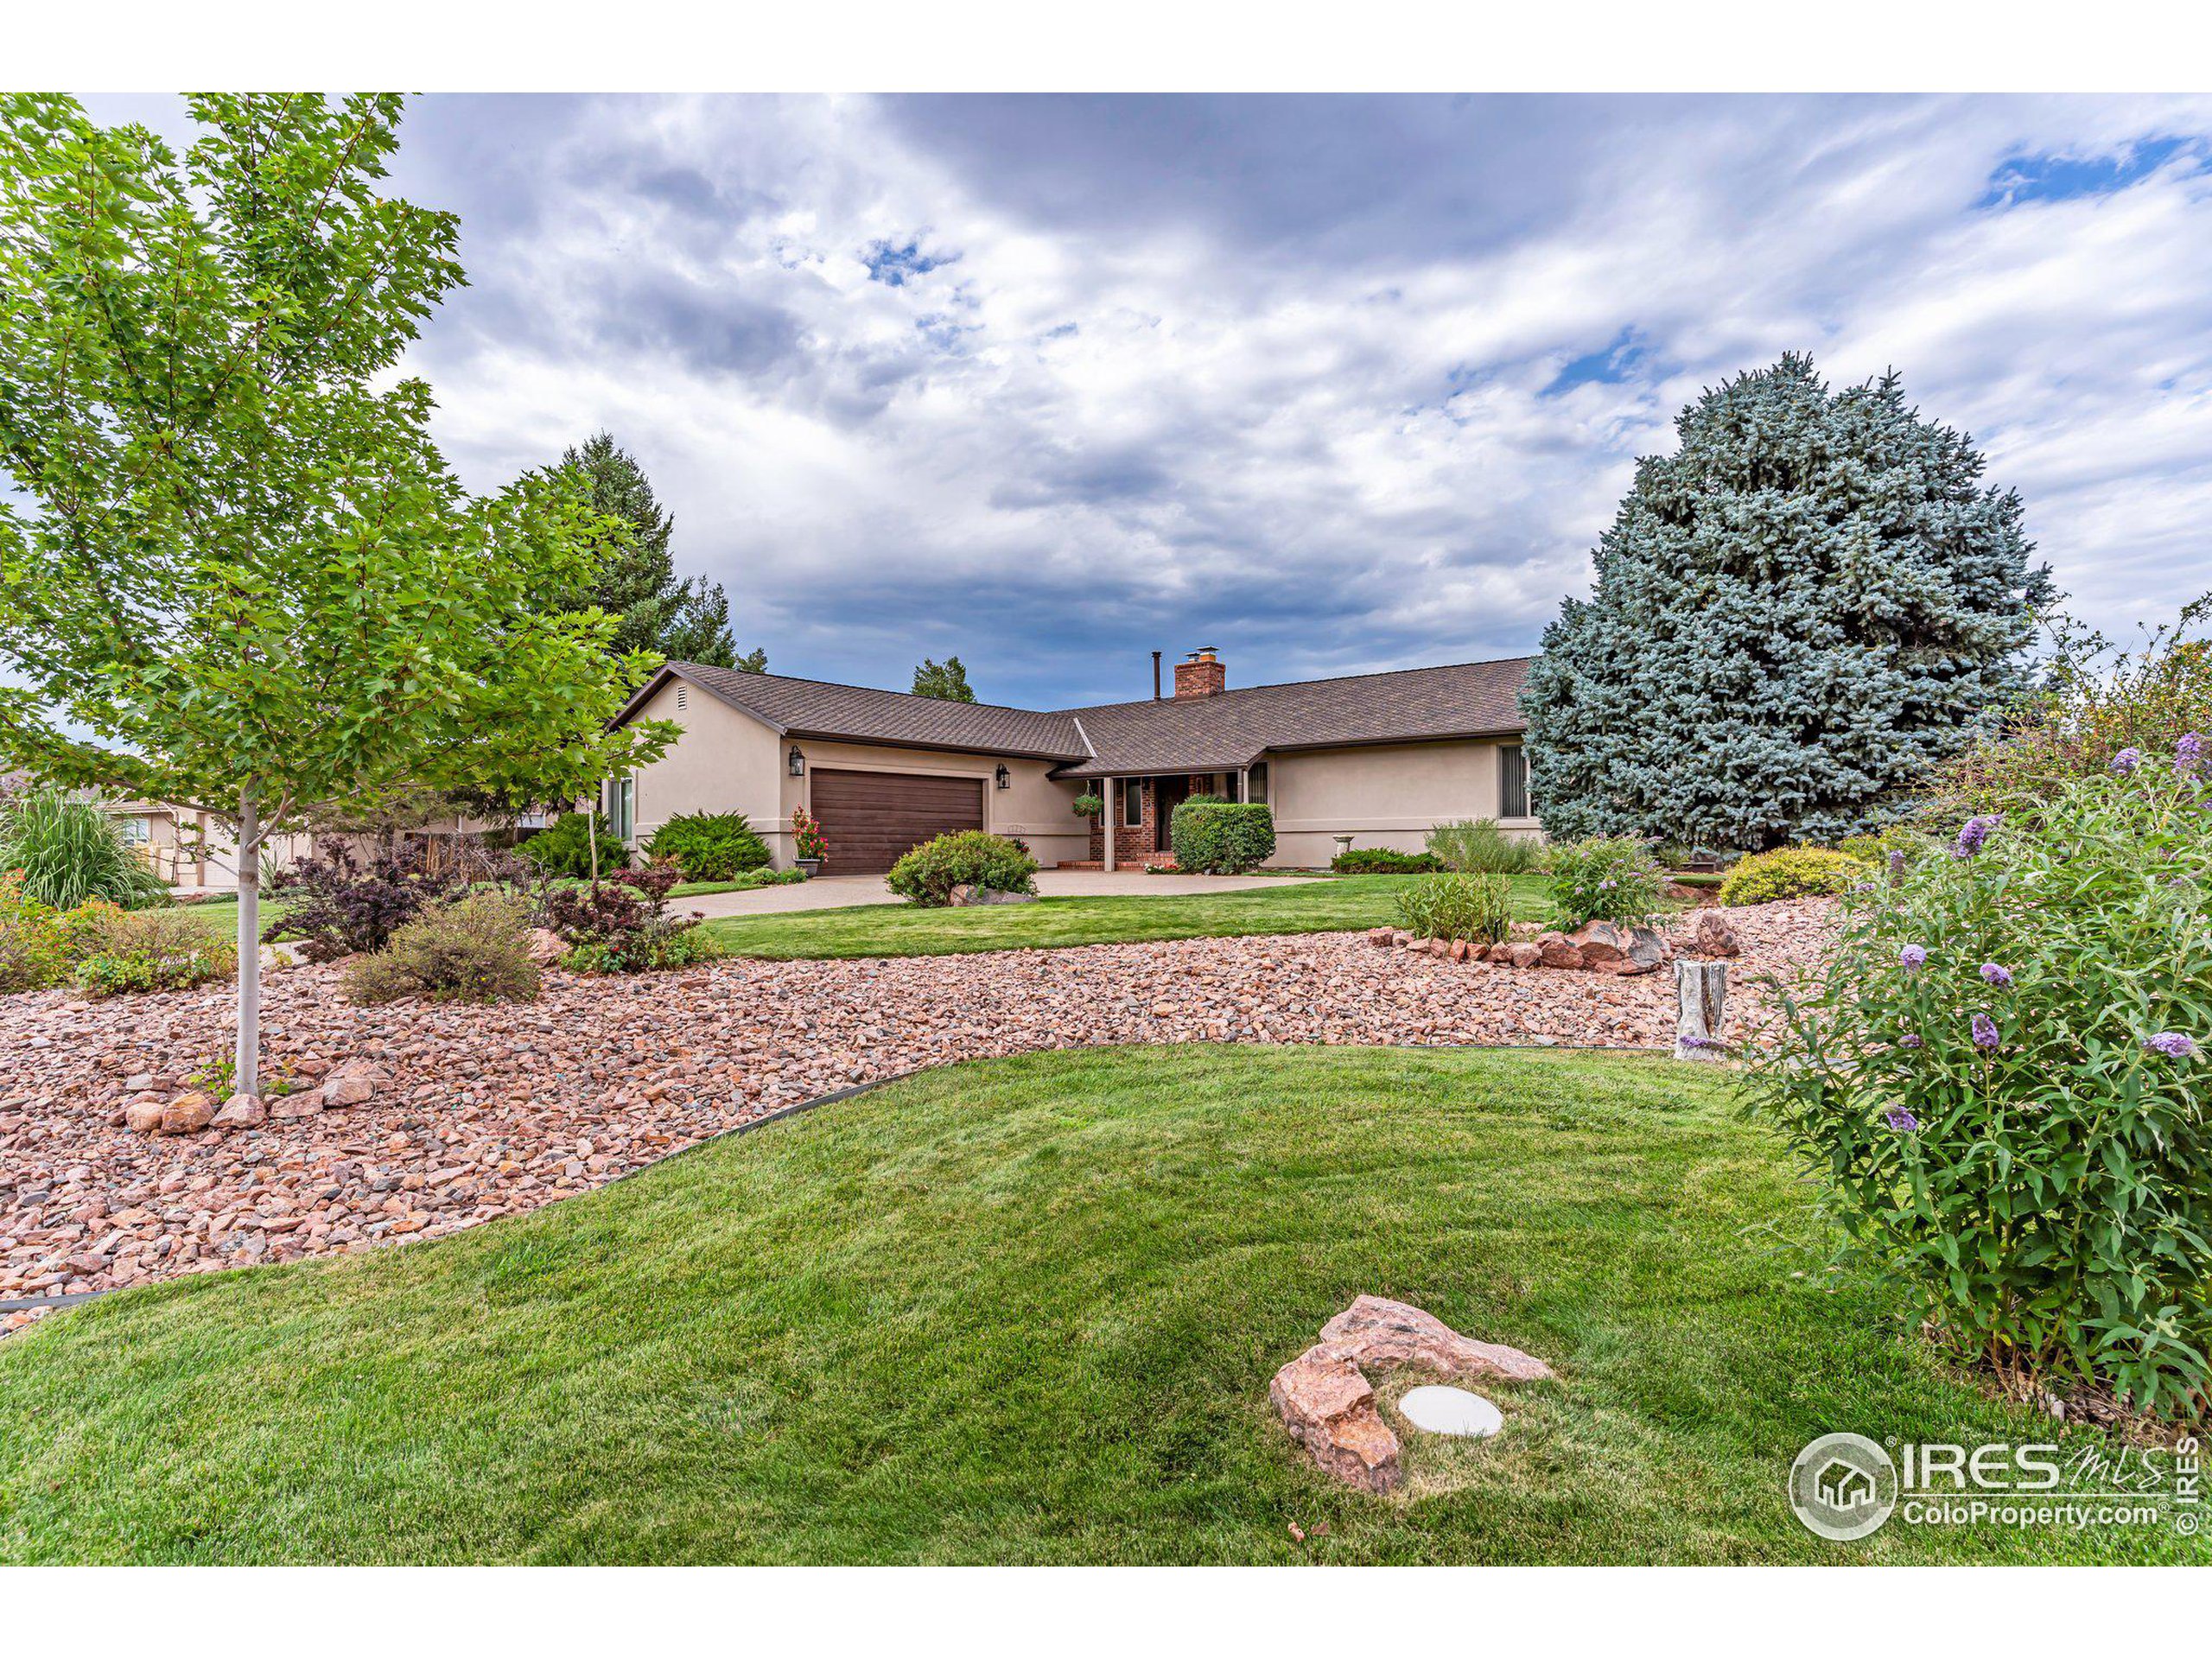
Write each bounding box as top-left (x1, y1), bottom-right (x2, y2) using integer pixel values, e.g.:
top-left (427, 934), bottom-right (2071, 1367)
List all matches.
top-left (1522, 354), bottom-right (2051, 849)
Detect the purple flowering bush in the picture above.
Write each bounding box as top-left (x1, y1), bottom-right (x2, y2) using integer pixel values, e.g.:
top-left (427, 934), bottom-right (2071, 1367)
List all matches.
top-left (1747, 741), bottom-right (2212, 1414)
top-left (1547, 836), bottom-right (1664, 928)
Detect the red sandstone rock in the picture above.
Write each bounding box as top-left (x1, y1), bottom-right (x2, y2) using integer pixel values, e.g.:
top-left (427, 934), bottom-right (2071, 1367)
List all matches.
top-left (1536, 935), bottom-right (1586, 970)
top-left (1269, 1344), bottom-right (1402, 1494)
top-left (124, 1097), bottom-right (165, 1135)
top-left (1682, 912), bottom-right (1740, 958)
top-left (161, 1091), bottom-right (216, 1135)
top-left (212, 1092), bottom-right (264, 1129)
top-left (1448, 938), bottom-right (1472, 963)
top-left (1319, 1294), bottom-right (1557, 1383)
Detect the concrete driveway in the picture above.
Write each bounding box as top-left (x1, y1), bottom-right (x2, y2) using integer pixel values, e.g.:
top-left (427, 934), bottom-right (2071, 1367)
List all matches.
top-left (679, 868), bottom-right (1323, 919)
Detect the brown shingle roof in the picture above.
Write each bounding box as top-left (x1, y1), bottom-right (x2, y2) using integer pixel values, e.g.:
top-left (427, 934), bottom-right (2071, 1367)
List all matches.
top-left (658, 664), bottom-right (1090, 760)
top-left (634, 655), bottom-right (1533, 777)
top-left (1051, 657), bottom-right (1532, 778)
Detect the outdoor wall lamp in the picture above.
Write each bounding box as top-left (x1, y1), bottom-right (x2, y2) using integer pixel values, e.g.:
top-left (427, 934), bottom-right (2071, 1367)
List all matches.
top-left (788, 746), bottom-right (806, 778)
top-left (995, 765), bottom-right (1011, 790)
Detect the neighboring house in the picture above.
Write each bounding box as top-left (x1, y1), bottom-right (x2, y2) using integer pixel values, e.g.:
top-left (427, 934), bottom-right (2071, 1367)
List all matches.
top-left (105, 799), bottom-right (314, 891)
top-left (607, 648), bottom-right (1536, 873)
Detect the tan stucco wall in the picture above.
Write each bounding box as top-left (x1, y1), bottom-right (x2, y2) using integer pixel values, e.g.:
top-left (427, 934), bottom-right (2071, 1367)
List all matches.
top-left (1262, 737), bottom-right (1538, 867)
top-left (778, 739), bottom-right (1089, 868)
top-left (625, 681), bottom-right (1090, 868)
top-left (625, 678), bottom-right (784, 853)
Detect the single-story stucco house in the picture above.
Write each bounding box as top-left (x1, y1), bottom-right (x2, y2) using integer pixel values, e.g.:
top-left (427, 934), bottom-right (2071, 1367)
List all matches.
top-left (606, 647), bottom-right (1536, 873)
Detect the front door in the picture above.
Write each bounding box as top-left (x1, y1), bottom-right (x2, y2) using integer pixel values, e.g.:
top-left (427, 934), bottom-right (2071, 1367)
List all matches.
top-left (1152, 775), bottom-right (1192, 853)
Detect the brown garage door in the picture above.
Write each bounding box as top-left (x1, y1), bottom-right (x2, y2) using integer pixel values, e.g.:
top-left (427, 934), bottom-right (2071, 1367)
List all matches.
top-left (810, 769), bottom-right (985, 874)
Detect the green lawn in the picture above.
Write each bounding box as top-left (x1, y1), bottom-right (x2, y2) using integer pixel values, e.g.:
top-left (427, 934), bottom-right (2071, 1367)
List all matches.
top-left (699, 873), bottom-right (1554, 959)
top-left (0, 1046), bottom-right (2183, 1565)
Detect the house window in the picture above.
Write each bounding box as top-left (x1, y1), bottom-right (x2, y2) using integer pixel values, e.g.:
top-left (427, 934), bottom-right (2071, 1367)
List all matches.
top-left (1248, 762), bottom-right (1269, 804)
top-left (119, 816), bottom-right (149, 844)
top-left (1121, 779), bottom-right (1144, 829)
top-left (1500, 745), bottom-right (1529, 819)
top-left (608, 775), bottom-right (636, 842)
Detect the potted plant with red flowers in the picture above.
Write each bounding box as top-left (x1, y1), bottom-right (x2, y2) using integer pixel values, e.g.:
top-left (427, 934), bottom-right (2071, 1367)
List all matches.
top-left (791, 806), bottom-right (827, 877)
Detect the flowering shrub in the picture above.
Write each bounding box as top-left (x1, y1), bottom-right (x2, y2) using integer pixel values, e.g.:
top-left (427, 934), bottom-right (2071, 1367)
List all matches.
top-left (791, 807), bottom-right (828, 863)
top-left (1747, 739), bottom-right (2212, 1414)
top-left (1396, 873), bottom-right (1516, 944)
top-left (1717, 847), bottom-right (1873, 906)
top-left (1547, 836), bottom-right (1664, 928)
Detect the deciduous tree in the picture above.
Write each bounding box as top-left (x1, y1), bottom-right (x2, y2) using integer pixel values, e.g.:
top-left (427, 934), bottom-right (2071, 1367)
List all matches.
top-left (0, 93), bottom-right (675, 1095)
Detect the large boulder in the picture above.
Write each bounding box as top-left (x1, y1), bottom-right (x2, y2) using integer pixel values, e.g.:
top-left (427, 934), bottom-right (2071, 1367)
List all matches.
top-left (212, 1092), bottom-right (264, 1130)
top-left (1535, 932), bottom-right (1586, 970)
top-left (1683, 911), bottom-right (1740, 959)
top-left (124, 1097), bottom-right (166, 1135)
top-left (318, 1057), bottom-right (388, 1109)
top-left (948, 884), bottom-right (1037, 907)
top-left (1269, 1345), bottom-right (1402, 1495)
top-left (160, 1090), bottom-right (217, 1135)
top-left (1318, 1294), bottom-right (1557, 1383)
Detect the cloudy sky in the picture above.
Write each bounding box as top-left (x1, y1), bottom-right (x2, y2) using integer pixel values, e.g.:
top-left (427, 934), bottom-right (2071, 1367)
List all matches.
top-left (90, 93), bottom-right (2212, 708)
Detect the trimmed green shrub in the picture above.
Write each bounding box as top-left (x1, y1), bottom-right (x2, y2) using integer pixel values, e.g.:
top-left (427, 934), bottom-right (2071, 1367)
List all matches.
top-left (643, 810), bottom-right (769, 881)
top-left (1718, 848), bottom-right (1872, 906)
top-left (1169, 800), bottom-right (1275, 874)
top-left (1747, 740), bottom-right (2212, 1414)
top-left (518, 811), bottom-right (622, 881)
top-left (0, 787), bottom-right (168, 909)
top-left (887, 830), bottom-right (1040, 907)
top-left (73, 908), bottom-right (236, 996)
top-left (1426, 817), bottom-right (1546, 874)
top-left (1396, 873), bottom-right (1516, 945)
top-left (1548, 836), bottom-right (1665, 928)
top-left (344, 893), bottom-right (541, 1005)
top-left (1330, 848), bottom-right (1442, 874)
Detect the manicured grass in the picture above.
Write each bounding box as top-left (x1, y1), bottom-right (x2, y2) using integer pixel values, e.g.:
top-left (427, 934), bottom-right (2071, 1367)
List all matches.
top-left (0, 1046), bottom-right (2181, 1565)
top-left (699, 873), bottom-right (1555, 959)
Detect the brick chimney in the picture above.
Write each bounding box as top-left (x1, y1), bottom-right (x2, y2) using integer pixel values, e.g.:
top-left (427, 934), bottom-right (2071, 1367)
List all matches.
top-left (1174, 646), bottom-right (1226, 699)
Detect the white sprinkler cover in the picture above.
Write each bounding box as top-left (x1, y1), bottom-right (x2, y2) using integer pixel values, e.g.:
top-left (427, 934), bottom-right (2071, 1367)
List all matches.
top-left (1397, 1385), bottom-right (1503, 1438)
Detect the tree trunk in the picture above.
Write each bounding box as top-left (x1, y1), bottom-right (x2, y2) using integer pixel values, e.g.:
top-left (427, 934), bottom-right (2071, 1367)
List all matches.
top-left (234, 791), bottom-right (262, 1098)
top-left (1674, 960), bottom-right (1728, 1061)
top-left (588, 808), bottom-right (600, 885)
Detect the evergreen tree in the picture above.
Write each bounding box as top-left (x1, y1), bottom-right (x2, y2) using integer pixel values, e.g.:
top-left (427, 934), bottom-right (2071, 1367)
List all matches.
top-left (1521, 354), bottom-right (2052, 850)
top-left (912, 656), bottom-right (976, 702)
top-left (563, 432), bottom-right (763, 670)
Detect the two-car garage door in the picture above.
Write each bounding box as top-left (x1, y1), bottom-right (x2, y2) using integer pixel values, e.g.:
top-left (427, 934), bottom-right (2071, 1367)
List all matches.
top-left (808, 769), bottom-right (985, 874)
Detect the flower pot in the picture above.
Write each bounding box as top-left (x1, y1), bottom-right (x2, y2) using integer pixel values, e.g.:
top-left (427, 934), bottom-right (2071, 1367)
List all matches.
top-left (796, 858), bottom-right (822, 878)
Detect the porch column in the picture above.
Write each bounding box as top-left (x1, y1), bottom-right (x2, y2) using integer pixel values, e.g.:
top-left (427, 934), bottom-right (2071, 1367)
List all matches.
top-left (1103, 777), bottom-right (1116, 872)
top-left (1237, 767), bottom-right (1249, 804)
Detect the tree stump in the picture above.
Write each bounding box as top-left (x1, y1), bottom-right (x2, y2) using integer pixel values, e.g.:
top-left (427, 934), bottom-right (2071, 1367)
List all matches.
top-left (1674, 960), bottom-right (1729, 1061)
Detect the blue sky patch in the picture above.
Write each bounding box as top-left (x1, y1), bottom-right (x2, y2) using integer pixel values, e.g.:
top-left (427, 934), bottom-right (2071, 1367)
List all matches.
top-left (1544, 327), bottom-right (1649, 396)
top-left (862, 236), bottom-right (959, 285)
top-left (1978, 137), bottom-right (2202, 207)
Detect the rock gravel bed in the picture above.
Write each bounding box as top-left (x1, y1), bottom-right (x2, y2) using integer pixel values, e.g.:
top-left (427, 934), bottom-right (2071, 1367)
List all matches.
top-left (0, 899), bottom-right (1835, 1325)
